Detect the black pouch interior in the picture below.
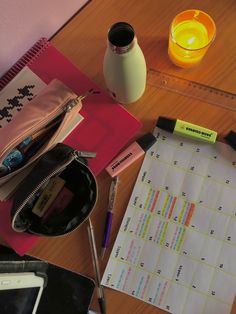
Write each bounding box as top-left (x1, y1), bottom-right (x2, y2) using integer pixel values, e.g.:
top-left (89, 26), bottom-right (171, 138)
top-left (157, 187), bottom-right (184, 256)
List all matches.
top-left (11, 143), bottom-right (97, 236)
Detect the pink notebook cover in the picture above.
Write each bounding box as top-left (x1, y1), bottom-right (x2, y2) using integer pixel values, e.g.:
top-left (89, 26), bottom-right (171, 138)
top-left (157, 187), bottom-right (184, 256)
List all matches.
top-left (0, 38), bottom-right (142, 255)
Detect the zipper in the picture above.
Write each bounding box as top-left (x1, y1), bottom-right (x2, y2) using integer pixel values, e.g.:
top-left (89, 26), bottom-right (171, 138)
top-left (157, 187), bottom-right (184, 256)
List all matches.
top-left (0, 98), bottom-right (70, 160)
top-left (64, 89), bottom-right (99, 112)
top-left (12, 149), bottom-right (97, 232)
top-left (1, 89), bottom-right (98, 161)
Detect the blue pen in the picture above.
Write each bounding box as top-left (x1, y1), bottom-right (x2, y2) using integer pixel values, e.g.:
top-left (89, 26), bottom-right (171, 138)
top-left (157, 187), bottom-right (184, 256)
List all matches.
top-left (2, 149), bottom-right (25, 170)
top-left (101, 177), bottom-right (119, 259)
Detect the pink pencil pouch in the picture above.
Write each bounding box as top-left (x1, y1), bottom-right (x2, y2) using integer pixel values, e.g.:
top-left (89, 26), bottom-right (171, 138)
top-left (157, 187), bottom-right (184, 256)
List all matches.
top-left (0, 79), bottom-right (82, 193)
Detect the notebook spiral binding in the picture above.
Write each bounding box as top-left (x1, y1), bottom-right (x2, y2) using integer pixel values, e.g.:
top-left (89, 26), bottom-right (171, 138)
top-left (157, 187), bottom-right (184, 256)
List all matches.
top-left (0, 38), bottom-right (50, 91)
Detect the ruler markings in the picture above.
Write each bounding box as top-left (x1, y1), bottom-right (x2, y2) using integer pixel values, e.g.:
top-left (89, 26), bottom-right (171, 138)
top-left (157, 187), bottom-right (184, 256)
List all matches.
top-left (147, 69), bottom-right (236, 111)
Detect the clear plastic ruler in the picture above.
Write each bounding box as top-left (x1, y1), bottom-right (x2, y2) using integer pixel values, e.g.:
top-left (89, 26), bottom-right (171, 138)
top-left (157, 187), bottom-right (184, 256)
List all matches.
top-left (147, 69), bottom-right (236, 111)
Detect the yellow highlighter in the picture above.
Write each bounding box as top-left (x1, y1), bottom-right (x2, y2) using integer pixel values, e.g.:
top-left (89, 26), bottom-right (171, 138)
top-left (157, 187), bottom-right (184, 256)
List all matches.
top-left (32, 176), bottom-right (65, 217)
top-left (156, 116), bottom-right (217, 143)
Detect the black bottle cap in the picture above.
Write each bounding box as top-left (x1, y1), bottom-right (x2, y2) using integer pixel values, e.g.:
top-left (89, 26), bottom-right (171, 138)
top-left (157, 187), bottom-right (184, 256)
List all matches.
top-left (136, 133), bottom-right (156, 152)
top-left (156, 116), bottom-right (176, 133)
top-left (224, 130), bottom-right (236, 151)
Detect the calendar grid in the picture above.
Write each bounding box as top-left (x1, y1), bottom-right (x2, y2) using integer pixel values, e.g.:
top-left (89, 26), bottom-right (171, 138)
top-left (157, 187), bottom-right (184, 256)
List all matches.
top-left (102, 128), bottom-right (236, 314)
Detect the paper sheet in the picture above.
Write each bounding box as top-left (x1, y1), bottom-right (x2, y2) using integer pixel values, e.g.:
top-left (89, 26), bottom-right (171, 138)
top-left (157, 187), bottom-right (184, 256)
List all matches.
top-left (0, 66), bottom-right (46, 129)
top-left (102, 127), bottom-right (236, 314)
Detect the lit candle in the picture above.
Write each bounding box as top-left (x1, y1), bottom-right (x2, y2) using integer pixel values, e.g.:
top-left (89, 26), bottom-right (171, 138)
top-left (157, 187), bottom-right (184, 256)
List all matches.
top-left (168, 10), bottom-right (216, 68)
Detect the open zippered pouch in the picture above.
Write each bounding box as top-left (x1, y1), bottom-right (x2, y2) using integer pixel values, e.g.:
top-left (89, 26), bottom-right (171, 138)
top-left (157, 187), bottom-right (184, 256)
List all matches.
top-left (11, 143), bottom-right (97, 236)
top-left (0, 79), bottom-right (92, 189)
top-left (0, 79), bottom-right (98, 235)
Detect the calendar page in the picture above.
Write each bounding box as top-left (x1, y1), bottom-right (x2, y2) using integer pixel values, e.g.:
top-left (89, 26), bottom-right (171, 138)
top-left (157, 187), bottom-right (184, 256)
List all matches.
top-left (102, 127), bottom-right (236, 314)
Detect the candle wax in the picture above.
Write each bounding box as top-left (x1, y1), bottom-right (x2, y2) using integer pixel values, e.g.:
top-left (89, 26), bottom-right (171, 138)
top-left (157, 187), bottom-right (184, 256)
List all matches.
top-left (174, 20), bottom-right (208, 49)
top-left (169, 20), bottom-right (209, 67)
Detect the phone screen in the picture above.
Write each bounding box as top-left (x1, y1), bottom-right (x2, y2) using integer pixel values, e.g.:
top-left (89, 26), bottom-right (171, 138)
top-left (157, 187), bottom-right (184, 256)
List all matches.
top-left (0, 287), bottom-right (40, 314)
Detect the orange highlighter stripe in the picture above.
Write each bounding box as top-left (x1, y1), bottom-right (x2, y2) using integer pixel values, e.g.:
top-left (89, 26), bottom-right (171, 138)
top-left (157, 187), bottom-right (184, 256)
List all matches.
top-left (185, 203), bottom-right (195, 226)
top-left (168, 196), bottom-right (177, 219)
top-left (150, 190), bottom-right (159, 212)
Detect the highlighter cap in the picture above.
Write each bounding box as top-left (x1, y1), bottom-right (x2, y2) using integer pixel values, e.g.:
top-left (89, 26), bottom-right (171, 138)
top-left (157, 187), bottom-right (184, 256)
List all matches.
top-left (137, 133), bottom-right (156, 151)
top-left (225, 130), bottom-right (236, 151)
top-left (156, 116), bottom-right (176, 132)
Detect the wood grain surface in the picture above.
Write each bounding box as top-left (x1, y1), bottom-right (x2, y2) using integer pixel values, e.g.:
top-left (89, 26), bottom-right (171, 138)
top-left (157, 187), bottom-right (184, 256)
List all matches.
top-left (4, 1), bottom-right (236, 313)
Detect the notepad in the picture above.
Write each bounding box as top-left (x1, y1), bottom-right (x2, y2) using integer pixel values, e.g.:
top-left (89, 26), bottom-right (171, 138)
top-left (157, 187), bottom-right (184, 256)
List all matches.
top-left (102, 127), bottom-right (236, 314)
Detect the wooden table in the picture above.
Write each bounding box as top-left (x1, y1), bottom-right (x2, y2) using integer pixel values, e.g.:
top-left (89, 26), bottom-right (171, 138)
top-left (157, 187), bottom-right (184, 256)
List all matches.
top-left (11, 0), bottom-right (236, 313)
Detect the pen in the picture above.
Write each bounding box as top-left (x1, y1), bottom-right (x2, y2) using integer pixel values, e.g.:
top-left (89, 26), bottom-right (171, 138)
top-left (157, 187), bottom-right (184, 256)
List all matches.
top-left (101, 177), bottom-right (119, 260)
top-left (0, 118), bottom-right (61, 176)
top-left (87, 218), bottom-right (106, 314)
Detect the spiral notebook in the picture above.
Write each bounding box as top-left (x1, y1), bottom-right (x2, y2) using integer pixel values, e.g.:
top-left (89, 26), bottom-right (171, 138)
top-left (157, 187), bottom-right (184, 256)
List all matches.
top-left (0, 38), bottom-right (142, 255)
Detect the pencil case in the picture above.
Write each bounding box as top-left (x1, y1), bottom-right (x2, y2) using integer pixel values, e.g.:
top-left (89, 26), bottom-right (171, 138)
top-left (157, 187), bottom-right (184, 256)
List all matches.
top-left (0, 79), bottom-right (83, 187)
top-left (11, 143), bottom-right (97, 236)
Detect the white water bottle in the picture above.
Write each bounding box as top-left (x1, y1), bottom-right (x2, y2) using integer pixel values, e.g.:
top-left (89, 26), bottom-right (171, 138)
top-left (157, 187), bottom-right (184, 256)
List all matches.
top-left (103, 22), bottom-right (146, 104)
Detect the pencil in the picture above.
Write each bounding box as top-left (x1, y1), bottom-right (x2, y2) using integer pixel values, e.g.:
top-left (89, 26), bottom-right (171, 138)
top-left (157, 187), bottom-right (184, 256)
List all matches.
top-left (87, 218), bottom-right (106, 314)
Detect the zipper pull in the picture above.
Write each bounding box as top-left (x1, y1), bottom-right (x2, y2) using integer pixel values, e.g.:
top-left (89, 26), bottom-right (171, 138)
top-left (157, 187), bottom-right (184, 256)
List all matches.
top-left (73, 150), bottom-right (96, 166)
top-left (79, 88), bottom-right (100, 101)
top-left (64, 89), bottom-right (100, 112)
top-left (74, 151), bottom-right (97, 159)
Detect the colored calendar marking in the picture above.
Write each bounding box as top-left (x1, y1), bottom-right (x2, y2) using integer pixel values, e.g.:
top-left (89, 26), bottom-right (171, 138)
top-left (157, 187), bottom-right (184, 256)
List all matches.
top-left (102, 128), bottom-right (236, 314)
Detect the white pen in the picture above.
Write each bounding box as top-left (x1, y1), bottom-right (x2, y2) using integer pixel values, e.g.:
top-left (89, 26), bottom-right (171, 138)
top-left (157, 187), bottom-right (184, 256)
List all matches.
top-left (87, 218), bottom-right (106, 314)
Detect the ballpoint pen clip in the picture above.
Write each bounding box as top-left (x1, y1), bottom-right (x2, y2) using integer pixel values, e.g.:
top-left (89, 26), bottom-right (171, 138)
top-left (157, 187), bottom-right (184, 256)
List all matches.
top-left (108, 177), bottom-right (119, 211)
